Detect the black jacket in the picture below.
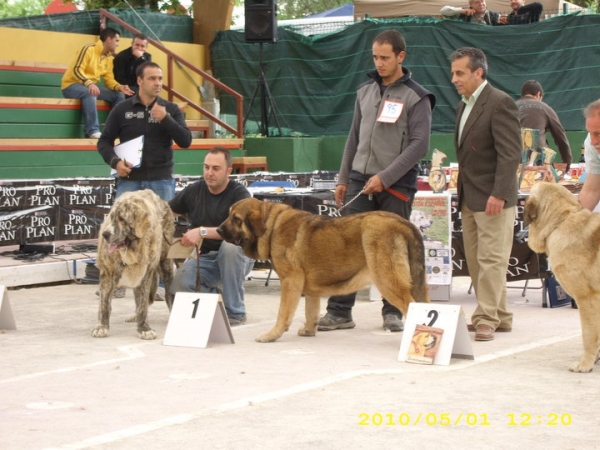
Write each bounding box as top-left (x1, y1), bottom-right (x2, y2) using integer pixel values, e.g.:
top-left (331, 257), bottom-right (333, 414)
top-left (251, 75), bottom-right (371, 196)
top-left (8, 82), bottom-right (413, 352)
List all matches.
top-left (113, 47), bottom-right (152, 91)
top-left (507, 2), bottom-right (543, 24)
top-left (98, 95), bottom-right (192, 181)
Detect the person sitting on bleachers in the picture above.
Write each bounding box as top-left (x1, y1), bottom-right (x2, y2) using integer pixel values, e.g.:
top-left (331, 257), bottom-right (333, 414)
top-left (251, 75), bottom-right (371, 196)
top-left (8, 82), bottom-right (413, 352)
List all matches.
top-left (499, 0), bottom-right (543, 24)
top-left (441, 0), bottom-right (502, 26)
top-left (61, 27), bottom-right (133, 139)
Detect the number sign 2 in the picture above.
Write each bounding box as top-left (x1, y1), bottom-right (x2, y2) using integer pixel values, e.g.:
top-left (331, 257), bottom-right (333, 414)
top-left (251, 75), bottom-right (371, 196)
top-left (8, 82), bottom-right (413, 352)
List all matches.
top-left (0, 285), bottom-right (16, 330)
top-left (398, 303), bottom-right (474, 365)
top-left (163, 293), bottom-right (234, 348)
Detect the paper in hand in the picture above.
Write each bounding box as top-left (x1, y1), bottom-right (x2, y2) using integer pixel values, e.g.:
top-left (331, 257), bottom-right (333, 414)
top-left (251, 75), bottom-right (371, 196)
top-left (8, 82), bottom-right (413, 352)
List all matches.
top-left (110, 135), bottom-right (144, 176)
top-left (167, 238), bottom-right (198, 259)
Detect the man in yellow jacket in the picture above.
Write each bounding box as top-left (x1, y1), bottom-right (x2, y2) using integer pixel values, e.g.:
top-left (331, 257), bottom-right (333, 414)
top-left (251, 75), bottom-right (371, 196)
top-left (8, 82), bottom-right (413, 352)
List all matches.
top-left (61, 27), bottom-right (134, 138)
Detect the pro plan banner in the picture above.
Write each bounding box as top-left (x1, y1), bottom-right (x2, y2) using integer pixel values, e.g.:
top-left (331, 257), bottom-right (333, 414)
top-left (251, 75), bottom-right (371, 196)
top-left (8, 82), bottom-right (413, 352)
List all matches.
top-left (0, 180), bottom-right (29, 212)
top-left (450, 195), bottom-right (547, 281)
top-left (0, 206), bottom-right (59, 246)
top-left (0, 179), bottom-right (115, 246)
top-left (59, 179), bottom-right (115, 209)
top-left (58, 206), bottom-right (110, 241)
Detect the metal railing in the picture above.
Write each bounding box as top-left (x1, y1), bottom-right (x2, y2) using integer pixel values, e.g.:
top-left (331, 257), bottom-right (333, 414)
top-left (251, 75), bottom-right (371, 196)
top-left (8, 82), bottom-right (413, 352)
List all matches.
top-left (99, 8), bottom-right (244, 138)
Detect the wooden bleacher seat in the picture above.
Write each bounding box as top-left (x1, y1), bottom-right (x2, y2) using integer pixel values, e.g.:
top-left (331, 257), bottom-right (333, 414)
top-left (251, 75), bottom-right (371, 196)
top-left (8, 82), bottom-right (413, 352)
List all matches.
top-left (232, 156), bottom-right (268, 174)
top-left (186, 119), bottom-right (210, 138)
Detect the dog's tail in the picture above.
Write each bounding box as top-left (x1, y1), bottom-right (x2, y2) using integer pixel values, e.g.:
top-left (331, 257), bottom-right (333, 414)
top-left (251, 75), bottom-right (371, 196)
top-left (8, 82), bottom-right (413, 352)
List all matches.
top-left (406, 223), bottom-right (430, 303)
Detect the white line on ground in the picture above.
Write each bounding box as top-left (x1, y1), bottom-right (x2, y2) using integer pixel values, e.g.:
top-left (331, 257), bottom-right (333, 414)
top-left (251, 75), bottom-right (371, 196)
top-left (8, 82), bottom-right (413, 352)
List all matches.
top-left (0, 344), bottom-right (146, 385)
top-left (43, 332), bottom-right (582, 449)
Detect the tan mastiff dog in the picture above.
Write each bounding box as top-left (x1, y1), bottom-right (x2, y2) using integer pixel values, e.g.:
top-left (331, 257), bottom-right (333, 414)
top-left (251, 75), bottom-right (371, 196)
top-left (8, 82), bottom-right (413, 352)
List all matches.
top-left (218, 198), bottom-right (430, 343)
top-left (524, 182), bottom-right (600, 372)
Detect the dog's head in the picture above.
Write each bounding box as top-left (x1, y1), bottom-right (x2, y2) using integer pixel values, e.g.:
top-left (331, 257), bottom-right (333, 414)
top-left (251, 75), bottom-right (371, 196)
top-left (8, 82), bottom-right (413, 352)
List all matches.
top-left (101, 190), bottom-right (162, 254)
top-left (412, 332), bottom-right (437, 353)
top-left (524, 182), bottom-right (580, 254)
top-left (410, 209), bottom-right (434, 233)
top-left (422, 333), bottom-right (437, 350)
top-left (217, 198), bottom-right (272, 259)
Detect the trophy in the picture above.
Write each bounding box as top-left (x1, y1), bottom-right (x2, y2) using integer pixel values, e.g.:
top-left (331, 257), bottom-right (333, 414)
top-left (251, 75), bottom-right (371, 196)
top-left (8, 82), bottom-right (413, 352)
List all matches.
top-left (428, 149), bottom-right (447, 193)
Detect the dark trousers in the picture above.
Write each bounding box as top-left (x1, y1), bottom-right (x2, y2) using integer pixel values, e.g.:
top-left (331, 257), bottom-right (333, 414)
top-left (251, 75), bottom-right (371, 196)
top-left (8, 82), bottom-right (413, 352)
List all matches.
top-left (326, 178), bottom-right (415, 319)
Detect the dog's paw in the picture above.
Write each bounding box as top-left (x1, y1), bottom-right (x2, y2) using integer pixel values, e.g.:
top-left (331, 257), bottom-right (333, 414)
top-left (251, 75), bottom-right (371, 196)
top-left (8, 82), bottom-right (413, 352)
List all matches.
top-left (125, 315), bottom-right (136, 323)
top-left (92, 326), bottom-right (109, 338)
top-left (255, 332), bottom-right (278, 343)
top-left (297, 325), bottom-right (316, 337)
top-left (139, 330), bottom-right (157, 340)
top-left (569, 358), bottom-right (594, 373)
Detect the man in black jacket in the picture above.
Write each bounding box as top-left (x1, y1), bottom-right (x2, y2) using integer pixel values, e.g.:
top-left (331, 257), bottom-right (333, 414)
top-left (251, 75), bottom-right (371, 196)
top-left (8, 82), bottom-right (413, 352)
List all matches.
top-left (98, 61), bottom-right (191, 201)
top-left (500, 0), bottom-right (543, 24)
top-left (113, 33), bottom-right (152, 98)
top-left (97, 61), bottom-right (191, 298)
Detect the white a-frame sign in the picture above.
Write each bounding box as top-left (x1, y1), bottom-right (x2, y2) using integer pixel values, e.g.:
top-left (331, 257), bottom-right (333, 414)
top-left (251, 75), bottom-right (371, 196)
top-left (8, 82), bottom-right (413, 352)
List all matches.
top-left (398, 303), bottom-right (474, 366)
top-left (0, 285), bottom-right (16, 330)
top-left (163, 292), bottom-right (234, 348)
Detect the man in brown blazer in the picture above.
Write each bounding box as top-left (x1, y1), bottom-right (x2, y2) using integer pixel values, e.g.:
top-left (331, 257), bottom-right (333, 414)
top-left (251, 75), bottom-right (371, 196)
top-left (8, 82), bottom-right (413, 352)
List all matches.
top-left (450, 47), bottom-right (522, 341)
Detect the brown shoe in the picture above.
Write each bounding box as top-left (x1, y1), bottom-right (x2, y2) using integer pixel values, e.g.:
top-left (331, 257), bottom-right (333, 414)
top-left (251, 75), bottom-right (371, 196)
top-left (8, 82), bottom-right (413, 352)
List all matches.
top-left (475, 324), bottom-right (494, 341)
top-left (467, 324), bottom-right (512, 333)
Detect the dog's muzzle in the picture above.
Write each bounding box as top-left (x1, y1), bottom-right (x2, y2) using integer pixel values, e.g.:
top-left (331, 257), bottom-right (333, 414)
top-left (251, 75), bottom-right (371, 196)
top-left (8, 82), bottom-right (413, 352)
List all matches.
top-left (216, 225), bottom-right (242, 246)
top-left (103, 230), bottom-right (131, 253)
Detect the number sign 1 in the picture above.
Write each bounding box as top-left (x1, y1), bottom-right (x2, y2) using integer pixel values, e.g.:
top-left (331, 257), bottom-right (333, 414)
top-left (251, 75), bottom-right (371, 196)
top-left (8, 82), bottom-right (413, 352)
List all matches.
top-left (398, 303), bottom-right (473, 365)
top-left (0, 285), bottom-right (16, 330)
top-left (163, 292), bottom-right (234, 348)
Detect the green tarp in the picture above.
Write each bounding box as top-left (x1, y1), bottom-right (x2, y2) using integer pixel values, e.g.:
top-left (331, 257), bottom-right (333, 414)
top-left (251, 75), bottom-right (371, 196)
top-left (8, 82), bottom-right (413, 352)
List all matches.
top-left (212, 14), bottom-right (600, 136)
top-left (0, 9), bottom-right (192, 43)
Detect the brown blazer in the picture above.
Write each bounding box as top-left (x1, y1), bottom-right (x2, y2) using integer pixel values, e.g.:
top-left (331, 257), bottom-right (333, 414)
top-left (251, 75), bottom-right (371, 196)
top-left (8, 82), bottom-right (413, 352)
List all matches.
top-left (454, 83), bottom-right (522, 212)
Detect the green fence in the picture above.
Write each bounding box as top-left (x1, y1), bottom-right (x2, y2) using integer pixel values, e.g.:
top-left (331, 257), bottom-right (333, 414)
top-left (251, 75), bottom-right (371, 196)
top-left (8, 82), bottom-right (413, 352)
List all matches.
top-left (212, 14), bottom-right (600, 137)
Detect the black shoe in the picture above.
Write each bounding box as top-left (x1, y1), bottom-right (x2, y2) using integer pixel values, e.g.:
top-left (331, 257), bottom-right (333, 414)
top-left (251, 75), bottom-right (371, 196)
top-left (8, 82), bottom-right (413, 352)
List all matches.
top-left (317, 313), bottom-right (356, 331)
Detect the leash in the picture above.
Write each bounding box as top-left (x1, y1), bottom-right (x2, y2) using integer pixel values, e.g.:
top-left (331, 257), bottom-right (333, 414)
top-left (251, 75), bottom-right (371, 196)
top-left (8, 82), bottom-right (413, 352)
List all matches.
top-left (338, 188), bottom-right (368, 212)
top-left (195, 245), bottom-right (201, 292)
top-left (162, 232), bottom-right (202, 292)
top-left (339, 187), bottom-right (408, 212)
top-left (385, 188), bottom-right (409, 202)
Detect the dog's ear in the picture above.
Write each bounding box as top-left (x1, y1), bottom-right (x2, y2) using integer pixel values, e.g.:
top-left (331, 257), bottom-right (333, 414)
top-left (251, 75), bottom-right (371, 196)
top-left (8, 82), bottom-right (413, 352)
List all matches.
top-left (523, 196), bottom-right (537, 226)
top-left (245, 202), bottom-right (268, 237)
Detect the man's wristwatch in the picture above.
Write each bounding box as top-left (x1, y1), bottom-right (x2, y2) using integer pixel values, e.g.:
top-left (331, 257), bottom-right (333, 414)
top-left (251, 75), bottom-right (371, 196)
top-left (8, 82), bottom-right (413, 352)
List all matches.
top-left (199, 227), bottom-right (208, 237)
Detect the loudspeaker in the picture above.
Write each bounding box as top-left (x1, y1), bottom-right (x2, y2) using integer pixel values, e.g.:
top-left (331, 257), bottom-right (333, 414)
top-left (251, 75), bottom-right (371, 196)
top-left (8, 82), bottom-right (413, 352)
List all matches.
top-left (245, 0), bottom-right (277, 43)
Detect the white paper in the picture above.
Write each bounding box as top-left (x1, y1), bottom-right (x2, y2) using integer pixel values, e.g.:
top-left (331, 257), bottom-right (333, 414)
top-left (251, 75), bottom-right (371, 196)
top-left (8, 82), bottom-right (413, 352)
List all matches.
top-left (110, 135), bottom-right (144, 176)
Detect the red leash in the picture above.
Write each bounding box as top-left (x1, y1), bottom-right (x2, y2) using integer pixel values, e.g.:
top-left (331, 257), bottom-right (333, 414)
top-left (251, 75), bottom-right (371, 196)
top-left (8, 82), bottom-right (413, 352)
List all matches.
top-left (385, 188), bottom-right (409, 202)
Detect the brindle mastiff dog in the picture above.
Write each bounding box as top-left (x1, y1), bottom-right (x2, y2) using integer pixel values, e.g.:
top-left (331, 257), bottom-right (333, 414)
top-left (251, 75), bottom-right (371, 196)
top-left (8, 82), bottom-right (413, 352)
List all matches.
top-left (218, 197), bottom-right (430, 342)
top-left (93, 189), bottom-right (175, 340)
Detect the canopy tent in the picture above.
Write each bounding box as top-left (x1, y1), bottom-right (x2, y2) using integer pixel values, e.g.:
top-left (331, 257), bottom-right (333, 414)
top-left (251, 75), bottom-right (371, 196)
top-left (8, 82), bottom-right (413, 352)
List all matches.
top-left (354, 0), bottom-right (585, 19)
top-left (308, 3), bottom-right (354, 18)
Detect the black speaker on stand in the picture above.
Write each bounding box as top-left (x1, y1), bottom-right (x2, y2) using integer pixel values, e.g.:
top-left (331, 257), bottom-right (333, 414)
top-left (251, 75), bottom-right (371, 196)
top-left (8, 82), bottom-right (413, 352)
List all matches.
top-left (245, 0), bottom-right (277, 43)
top-left (244, 0), bottom-right (282, 137)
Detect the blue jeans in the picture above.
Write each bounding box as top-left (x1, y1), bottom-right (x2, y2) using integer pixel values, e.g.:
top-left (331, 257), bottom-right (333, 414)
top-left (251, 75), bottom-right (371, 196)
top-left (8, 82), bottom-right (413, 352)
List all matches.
top-left (62, 83), bottom-right (125, 136)
top-left (115, 179), bottom-right (175, 201)
top-left (170, 241), bottom-right (254, 320)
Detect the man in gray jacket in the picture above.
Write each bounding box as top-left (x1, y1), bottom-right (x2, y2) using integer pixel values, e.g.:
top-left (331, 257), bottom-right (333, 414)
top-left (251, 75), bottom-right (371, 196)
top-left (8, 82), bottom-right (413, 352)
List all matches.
top-left (318, 29), bottom-right (436, 333)
top-left (516, 80), bottom-right (572, 170)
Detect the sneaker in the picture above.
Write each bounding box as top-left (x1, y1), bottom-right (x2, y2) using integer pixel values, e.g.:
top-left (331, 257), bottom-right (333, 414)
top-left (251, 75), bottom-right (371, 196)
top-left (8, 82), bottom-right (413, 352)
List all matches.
top-left (317, 312), bottom-right (356, 331)
top-left (87, 131), bottom-right (102, 139)
top-left (383, 314), bottom-right (404, 332)
top-left (154, 286), bottom-right (166, 301)
top-left (228, 316), bottom-right (247, 326)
